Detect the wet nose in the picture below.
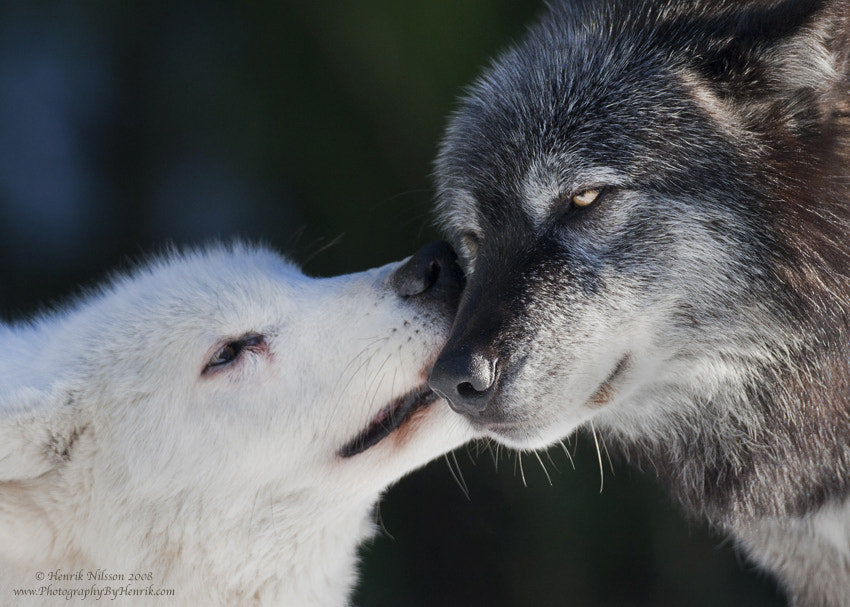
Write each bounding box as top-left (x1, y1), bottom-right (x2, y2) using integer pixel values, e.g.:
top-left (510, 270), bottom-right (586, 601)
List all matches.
top-left (429, 346), bottom-right (497, 415)
top-left (390, 241), bottom-right (464, 302)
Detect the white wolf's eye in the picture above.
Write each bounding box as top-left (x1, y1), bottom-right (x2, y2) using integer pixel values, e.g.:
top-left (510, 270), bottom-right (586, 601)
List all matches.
top-left (203, 333), bottom-right (265, 375)
top-left (572, 188), bottom-right (601, 207)
top-left (209, 344), bottom-right (238, 367)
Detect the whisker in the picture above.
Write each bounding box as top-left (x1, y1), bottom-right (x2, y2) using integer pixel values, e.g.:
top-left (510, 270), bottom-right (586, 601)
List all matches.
top-left (533, 450), bottom-right (553, 486)
top-left (590, 421), bottom-right (604, 493)
top-left (464, 440), bottom-right (481, 463)
top-left (330, 337), bottom-right (387, 406)
top-left (365, 354), bottom-right (393, 412)
top-left (374, 503), bottom-right (394, 540)
top-left (445, 451), bottom-right (471, 500)
top-left (488, 441), bottom-right (500, 472)
top-left (544, 448), bottom-right (560, 474)
top-left (301, 233), bottom-right (345, 269)
top-left (599, 431), bottom-right (615, 475)
top-left (516, 451), bottom-right (527, 487)
top-left (558, 439), bottom-right (576, 470)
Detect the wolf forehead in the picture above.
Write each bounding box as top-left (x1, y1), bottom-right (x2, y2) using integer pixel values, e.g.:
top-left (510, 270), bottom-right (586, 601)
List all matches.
top-left (22, 245), bottom-right (301, 369)
top-left (77, 244), bottom-right (299, 325)
top-left (435, 0), bottom-right (841, 229)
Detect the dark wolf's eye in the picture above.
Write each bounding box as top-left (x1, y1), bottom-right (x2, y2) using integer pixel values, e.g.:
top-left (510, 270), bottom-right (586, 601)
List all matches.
top-left (558, 186), bottom-right (611, 223)
top-left (203, 333), bottom-right (265, 375)
top-left (572, 188), bottom-right (602, 207)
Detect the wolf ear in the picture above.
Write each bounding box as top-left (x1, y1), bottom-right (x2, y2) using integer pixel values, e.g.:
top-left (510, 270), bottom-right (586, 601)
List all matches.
top-left (0, 383), bottom-right (85, 482)
top-left (694, 0), bottom-right (849, 133)
top-left (761, 0), bottom-right (849, 96)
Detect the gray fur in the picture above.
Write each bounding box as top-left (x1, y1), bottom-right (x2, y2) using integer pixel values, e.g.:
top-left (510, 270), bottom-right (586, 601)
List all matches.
top-left (431, 0), bottom-right (850, 604)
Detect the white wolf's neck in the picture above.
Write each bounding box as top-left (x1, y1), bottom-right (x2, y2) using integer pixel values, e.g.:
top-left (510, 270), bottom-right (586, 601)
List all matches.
top-left (0, 477), bottom-right (377, 606)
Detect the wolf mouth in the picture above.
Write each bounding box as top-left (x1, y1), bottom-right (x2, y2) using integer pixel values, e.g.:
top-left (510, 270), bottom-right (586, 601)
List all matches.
top-left (339, 386), bottom-right (439, 457)
top-left (586, 354), bottom-right (630, 408)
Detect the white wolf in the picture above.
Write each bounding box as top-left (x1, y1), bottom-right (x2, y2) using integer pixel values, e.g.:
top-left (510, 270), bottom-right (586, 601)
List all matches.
top-left (0, 242), bottom-right (473, 606)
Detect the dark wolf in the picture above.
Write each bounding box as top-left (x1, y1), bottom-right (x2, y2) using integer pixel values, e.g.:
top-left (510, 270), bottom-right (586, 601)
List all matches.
top-left (427, 0), bottom-right (850, 604)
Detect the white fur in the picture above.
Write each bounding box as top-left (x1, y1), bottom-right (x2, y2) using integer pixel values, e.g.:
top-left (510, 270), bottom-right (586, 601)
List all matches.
top-left (0, 244), bottom-right (473, 606)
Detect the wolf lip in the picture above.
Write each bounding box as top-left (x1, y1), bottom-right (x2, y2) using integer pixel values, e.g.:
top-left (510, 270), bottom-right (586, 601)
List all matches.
top-left (339, 386), bottom-right (439, 458)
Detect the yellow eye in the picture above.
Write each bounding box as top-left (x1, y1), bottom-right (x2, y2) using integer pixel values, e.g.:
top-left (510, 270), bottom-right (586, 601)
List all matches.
top-left (572, 189), bottom-right (600, 207)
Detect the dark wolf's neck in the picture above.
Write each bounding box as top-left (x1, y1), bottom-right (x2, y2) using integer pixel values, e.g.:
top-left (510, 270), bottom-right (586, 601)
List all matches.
top-left (617, 134), bottom-right (850, 529)
top-left (614, 351), bottom-right (850, 529)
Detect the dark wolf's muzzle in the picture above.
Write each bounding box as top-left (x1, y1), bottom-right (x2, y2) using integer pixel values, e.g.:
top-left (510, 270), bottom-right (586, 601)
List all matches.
top-left (427, 258), bottom-right (517, 418)
top-left (428, 345), bottom-right (498, 415)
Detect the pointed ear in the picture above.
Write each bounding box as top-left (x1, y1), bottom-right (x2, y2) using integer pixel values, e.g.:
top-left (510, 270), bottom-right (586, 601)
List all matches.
top-left (693, 0), bottom-right (849, 133)
top-left (763, 0), bottom-right (849, 114)
top-left (0, 383), bottom-right (85, 481)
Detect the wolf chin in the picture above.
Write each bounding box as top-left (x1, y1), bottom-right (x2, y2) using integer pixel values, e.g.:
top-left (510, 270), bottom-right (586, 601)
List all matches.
top-left (0, 242), bottom-right (472, 606)
top-left (427, 0), bottom-right (850, 604)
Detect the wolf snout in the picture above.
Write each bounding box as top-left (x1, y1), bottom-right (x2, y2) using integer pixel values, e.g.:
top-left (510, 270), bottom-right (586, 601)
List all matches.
top-left (390, 241), bottom-right (465, 303)
top-left (428, 346), bottom-right (498, 415)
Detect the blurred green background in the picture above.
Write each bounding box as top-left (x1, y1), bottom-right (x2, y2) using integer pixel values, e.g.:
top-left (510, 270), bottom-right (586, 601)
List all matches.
top-left (0, 1), bottom-right (785, 605)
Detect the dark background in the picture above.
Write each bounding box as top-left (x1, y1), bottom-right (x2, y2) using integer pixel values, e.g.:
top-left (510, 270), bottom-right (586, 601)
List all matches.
top-left (0, 1), bottom-right (785, 605)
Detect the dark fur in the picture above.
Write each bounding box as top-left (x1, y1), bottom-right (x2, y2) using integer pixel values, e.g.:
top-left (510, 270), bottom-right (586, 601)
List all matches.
top-left (431, 1), bottom-right (850, 603)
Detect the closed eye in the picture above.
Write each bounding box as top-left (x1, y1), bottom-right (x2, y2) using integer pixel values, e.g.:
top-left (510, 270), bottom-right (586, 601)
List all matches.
top-left (202, 333), bottom-right (266, 375)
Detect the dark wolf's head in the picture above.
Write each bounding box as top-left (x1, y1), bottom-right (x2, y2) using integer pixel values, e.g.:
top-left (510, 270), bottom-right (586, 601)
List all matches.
top-left (429, 0), bottom-right (850, 462)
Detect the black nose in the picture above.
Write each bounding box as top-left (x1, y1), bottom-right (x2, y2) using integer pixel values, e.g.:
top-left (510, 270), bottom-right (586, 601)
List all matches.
top-left (390, 241), bottom-right (464, 302)
top-left (429, 346), bottom-right (498, 415)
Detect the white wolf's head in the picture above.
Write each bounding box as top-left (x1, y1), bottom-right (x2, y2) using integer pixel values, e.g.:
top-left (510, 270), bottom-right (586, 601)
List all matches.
top-left (0, 242), bottom-right (472, 605)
